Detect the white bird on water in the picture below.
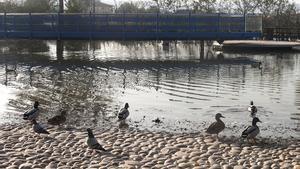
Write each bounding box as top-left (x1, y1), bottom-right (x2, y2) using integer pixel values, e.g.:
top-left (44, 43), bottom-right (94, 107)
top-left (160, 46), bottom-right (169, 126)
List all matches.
top-left (248, 101), bottom-right (258, 117)
top-left (206, 113), bottom-right (225, 138)
top-left (23, 101), bottom-right (40, 121)
top-left (86, 128), bottom-right (107, 151)
top-left (242, 117), bottom-right (262, 143)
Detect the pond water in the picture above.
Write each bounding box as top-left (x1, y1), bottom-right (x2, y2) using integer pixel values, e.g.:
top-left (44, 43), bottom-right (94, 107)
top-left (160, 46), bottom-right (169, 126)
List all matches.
top-left (0, 40), bottom-right (299, 139)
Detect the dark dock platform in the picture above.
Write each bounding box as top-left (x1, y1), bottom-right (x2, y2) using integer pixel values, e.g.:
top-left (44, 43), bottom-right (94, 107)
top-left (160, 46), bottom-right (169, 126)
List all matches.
top-left (218, 40), bottom-right (300, 51)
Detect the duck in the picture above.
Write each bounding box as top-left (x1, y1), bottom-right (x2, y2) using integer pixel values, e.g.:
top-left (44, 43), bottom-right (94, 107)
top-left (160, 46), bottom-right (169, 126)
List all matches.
top-left (32, 119), bottom-right (50, 135)
top-left (206, 113), bottom-right (225, 138)
top-left (118, 103), bottom-right (129, 121)
top-left (241, 117), bottom-right (262, 143)
top-left (86, 128), bottom-right (107, 151)
top-left (23, 101), bottom-right (40, 121)
top-left (48, 111), bottom-right (67, 125)
top-left (248, 101), bottom-right (257, 117)
top-left (152, 118), bottom-right (162, 124)
top-left (252, 61), bottom-right (262, 69)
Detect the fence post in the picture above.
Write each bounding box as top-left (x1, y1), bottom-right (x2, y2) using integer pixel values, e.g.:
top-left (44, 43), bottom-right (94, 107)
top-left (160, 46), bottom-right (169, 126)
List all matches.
top-left (123, 12), bottom-right (125, 40)
top-left (89, 12), bottom-right (92, 40)
top-left (244, 12), bottom-right (246, 32)
top-left (106, 14), bottom-right (109, 32)
top-left (93, 13), bottom-right (95, 39)
top-left (188, 10), bottom-right (191, 40)
top-left (13, 14), bottom-right (16, 32)
top-left (136, 13), bottom-right (138, 32)
top-left (29, 13), bottom-right (32, 39)
top-left (57, 12), bottom-right (61, 40)
top-left (156, 12), bottom-right (159, 40)
top-left (4, 12), bottom-right (6, 38)
top-left (260, 15), bottom-right (263, 33)
top-left (51, 14), bottom-right (54, 32)
top-left (217, 13), bottom-right (220, 39)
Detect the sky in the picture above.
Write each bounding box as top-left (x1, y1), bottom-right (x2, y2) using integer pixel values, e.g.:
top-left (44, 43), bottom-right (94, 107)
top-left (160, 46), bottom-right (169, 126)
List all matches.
top-left (1, 0), bottom-right (299, 9)
top-left (100, 0), bottom-right (300, 9)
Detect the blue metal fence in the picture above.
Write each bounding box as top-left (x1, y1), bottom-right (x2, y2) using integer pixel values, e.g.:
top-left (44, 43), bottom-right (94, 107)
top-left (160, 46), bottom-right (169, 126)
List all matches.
top-left (0, 13), bottom-right (261, 40)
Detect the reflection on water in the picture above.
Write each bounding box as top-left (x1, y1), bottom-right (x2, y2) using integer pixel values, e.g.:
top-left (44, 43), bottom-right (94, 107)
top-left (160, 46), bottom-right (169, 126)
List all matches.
top-left (294, 80), bottom-right (300, 131)
top-left (0, 40), bottom-right (299, 138)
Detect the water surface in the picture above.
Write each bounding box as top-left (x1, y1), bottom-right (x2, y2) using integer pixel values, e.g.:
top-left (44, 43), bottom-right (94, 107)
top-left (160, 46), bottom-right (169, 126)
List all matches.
top-left (0, 40), bottom-right (299, 139)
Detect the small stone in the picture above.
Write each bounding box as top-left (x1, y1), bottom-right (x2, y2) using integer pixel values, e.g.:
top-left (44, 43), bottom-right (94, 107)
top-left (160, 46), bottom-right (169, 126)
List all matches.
top-left (281, 163), bottom-right (293, 169)
top-left (19, 163), bottom-right (33, 169)
top-left (209, 164), bottom-right (221, 169)
top-left (45, 162), bottom-right (57, 169)
top-left (234, 165), bottom-right (246, 169)
top-left (250, 165), bottom-right (261, 169)
top-left (124, 160), bottom-right (140, 167)
top-left (223, 164), bottom-right (234, 169)
top-left (294, 165), bottom-right (300, 169)
top-left (178, 162), bottom-right (193, 168)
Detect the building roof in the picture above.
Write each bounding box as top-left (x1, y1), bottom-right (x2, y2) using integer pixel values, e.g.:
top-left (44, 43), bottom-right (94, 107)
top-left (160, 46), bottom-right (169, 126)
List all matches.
top-left (95, 1), bottom-right (114, 8)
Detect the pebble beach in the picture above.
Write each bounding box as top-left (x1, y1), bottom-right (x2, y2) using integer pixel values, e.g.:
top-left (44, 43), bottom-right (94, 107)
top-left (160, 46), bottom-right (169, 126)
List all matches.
top-left (0, 124), bottom-right (299, 169)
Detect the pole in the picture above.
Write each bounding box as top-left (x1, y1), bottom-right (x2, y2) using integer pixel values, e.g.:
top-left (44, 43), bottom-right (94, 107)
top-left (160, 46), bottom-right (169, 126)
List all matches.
top-left (200, 40), bottom-right (204, 60)
top-left (188, 10), bottom-right (191, 40)
top-left (59, 0), bottom-right (64, 13)
top-left (57, 0), bottom-right (64, 60)
top-left (244, 12), bottom-right (246, 32)
top-left (4, 12), bottom-right (6, 38)
top-left (29, 13), bottom-right (32, 39)
top-left (93, 0), bottom-right (96, 13)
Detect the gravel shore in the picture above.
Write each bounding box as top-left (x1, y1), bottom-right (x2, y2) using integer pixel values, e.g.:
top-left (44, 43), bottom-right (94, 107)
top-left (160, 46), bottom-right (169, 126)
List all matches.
top-left (0, 123), bottom-right (299, 169)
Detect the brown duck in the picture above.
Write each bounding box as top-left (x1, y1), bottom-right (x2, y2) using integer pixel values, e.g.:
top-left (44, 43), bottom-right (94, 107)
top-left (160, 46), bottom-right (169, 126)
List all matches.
top-left (206, 113), bottom-right (225, 138)
top-left (48, 111), bottom-right (67, 125)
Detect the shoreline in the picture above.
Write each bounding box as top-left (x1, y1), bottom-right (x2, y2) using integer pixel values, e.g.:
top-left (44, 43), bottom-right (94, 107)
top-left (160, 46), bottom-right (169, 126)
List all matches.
top-left (0, 123), bottom-right (299, 169)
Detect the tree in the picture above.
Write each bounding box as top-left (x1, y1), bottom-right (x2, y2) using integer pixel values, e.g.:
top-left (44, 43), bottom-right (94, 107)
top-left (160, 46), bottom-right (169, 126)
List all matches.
top-left (115, 2), bottom-right (145, 13)
top-left (231, 0), bottom-right (260, 14)
top-left (150, 0), bottom-right (178, 13)
top-left (273, 0), bottom-right (297, 27)
top-left (0, 0), bottom-right (20, 12)
top-left (19, 0), bottom-right (56, 13)
top-left (258, 0), bottom-right (278, 17)
top-left (193, 0), bottom-right (217, 13)
top-left (216, 0), bottom-right (235, 14)
top-left (65, 0), bottom-right (90, 13)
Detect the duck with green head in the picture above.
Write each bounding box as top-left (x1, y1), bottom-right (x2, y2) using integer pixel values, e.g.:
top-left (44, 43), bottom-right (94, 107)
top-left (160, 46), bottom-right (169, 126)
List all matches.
top-left (242, 117), bottom-right (262, 143)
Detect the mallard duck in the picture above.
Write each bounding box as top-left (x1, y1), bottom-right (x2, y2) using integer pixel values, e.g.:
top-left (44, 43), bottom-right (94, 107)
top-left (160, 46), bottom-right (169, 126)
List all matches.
top-left (32, 119), bottom-right (50, 135)
top-left (86, 128), bottom-right (106, 151)
top-left (23, 101), bottom-right (39, 121)
top-left (48, 111), bottom-right (67, 125)
top-left (248, 101), bottom-right (257, 117)
top-left (118, 103), bottom-right (129, 121)
top-left (206, 113), bottom-right (225, 138)
top-left (242, 117), bottom-right (261, 143)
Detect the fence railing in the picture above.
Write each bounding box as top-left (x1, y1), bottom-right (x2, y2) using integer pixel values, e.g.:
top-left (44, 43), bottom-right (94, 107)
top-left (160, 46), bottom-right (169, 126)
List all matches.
top-left (0, 13), bottom-right (262, 40)
top-left (263, 27), bottom-right (300, 40)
